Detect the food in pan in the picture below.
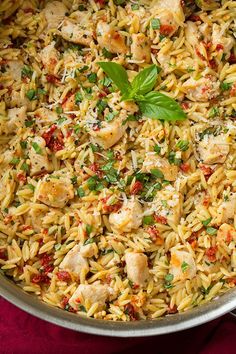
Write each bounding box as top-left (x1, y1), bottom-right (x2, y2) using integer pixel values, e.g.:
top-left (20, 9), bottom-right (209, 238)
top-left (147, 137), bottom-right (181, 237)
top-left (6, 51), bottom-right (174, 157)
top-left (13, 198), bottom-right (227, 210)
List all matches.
top-left (0, 0), bottom-right (235, 321)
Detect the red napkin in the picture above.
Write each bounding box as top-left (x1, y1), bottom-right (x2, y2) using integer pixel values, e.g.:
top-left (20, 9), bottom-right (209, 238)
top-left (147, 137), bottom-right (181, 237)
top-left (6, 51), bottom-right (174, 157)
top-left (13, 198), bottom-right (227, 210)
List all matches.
top-left (0, 297), bottom-right (235, 354)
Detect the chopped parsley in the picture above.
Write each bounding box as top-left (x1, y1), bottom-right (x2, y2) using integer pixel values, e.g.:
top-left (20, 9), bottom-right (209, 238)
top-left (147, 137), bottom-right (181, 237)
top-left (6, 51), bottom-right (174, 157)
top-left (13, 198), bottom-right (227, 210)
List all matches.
top-left (176, 140), bottom-right (189, 151)
top-left (76, 187), bottom-right (85, 197)
top-left (143, 215), bottom-right (155, 225)
top-left (88, 72), bottom-right (97, 83)
top-left (32, 142), bottom-right (42, 155)
top-left (206, 227), bottom-right (217, 235)
top-left (201, 217), bottom-right (212, 227)
top-left (181, 261), bottom-right (189, 273)
top-left (151, 18), bottom-right (161, 30)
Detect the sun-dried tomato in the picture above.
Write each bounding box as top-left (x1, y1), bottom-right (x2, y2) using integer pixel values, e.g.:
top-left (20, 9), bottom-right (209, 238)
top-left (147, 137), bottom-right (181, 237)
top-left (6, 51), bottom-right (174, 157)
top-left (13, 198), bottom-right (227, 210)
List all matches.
top-left (160, 24), bottom-right (174, 36)
top-left (101, 196), bottom-right (122, 213)
top-left (124, 304), bottom-right (138, 321)
top-left (180, 163), bottom-right (190, 173)
top-left (0, 249), bottom-right (7, 260)
top-left (57, 271), bottom-right (71, 282)
top-left (130, 181), bottom-right (143, 195)
top-left (205, 246), bottom-right (218, 263)
top-left (154, 214), bottom-right (168, 225)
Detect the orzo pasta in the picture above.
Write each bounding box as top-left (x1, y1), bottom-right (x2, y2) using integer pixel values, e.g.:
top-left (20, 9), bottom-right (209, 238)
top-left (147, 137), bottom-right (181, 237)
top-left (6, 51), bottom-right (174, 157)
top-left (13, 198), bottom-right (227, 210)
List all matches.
top-left (0, 0), bottom-right (235, 321)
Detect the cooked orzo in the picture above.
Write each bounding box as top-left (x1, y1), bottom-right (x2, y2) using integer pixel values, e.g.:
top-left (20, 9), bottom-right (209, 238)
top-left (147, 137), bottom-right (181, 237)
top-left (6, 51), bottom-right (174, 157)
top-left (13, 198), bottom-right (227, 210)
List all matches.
top-left (0, 0), bottom-right (235, 321)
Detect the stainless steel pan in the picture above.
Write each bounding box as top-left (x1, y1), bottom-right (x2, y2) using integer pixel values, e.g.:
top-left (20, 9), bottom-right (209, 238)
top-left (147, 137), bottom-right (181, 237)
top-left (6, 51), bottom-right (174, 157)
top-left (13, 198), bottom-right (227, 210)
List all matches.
top-left (0, 272), bottom-right (235, 337)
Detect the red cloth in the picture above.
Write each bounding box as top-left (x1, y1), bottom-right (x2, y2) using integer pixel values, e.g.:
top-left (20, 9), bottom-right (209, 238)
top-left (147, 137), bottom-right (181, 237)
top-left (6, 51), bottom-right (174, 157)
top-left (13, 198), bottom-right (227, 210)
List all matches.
top-left (0, 297), bottom-right (235, 354)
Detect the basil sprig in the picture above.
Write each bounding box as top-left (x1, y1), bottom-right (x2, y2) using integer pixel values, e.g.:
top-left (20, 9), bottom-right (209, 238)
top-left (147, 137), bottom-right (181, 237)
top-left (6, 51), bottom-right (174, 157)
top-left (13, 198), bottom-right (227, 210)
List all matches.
top-left (97, 62), bottom-right (186, 121)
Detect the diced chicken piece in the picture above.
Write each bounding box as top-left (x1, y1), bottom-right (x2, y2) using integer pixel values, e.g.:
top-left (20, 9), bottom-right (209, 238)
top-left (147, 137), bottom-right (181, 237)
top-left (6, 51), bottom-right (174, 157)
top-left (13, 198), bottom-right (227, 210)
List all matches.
top-left (6, 60), bottom-right (24, 82)
top-left (69, 283), bottom-right (109, 310)
top-left (142, 153), bottom-right (178, 181)
top-left (182, 76), bottom-right (220, 102)
top-left (36, 175), bottom-right (74, 208)
top-left (185, 21), bottom-right (200, 47)
top-left (96, 21), bottom-right (127, 54)
top-left (217, 223), bottom-right (236, 244)
top-left (29, 137), bottom-right (53, 176)
top-left (151, 186), bottom-right (183, 225)
top-left (34, 107), bottom-right (58, 123)
top-left (40, 43), bottom-right (60, 74)
top-left (218, 194), bottom-right (236, 224)
top-left (60, 19), bottom-right (92, 46)
top-left (125, 252), bottom-right (149, 286)
top-left (212, 23), bottom-right (234, 53)
top-left (198, 134), bottom-right (229, 164)
top-left (44, 1), bottom-right (67, 29)
top-left (170, 249), bottom-right (196, 281)
top-left (157, 52), bottom-right (172, 75)
top-left (130, 33), bottom-right (151, 63)
top-left (120, 100), bottom-right (139, 114)
top-left (59, 244), bottom-right (89, 276)
top-left (231, 249), bottom-right (236, 268)
top-left (7, 106), bottom-right (27, 133)
top-left (157, 10), bottom-right (179, 37)
top-left (89, 119), bottom-right (126, 149)
top-left (10, 91), bottom-right (31, 109)
top-left (157, 0), bottom-right (184, 18)
top-left (29, 205), bottom-right (48, 232)
top-left (80, 243), bottom-right (98, 258)
top-left (109, 198), bottom-right (143, 233)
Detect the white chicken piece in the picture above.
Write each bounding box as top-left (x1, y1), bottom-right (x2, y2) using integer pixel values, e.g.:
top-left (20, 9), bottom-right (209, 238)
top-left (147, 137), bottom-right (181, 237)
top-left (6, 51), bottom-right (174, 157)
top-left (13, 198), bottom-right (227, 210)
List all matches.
top-left (10, 91), bottom-right (31, 109)
top-left (7, 106), bottom-right (27, 133)
top-left (130, 33), bottom-right (151, 63)
top-left (60, 19), bottom-right (92, 46)
top-left (80, 243), bottom-right (98, 258)
top-left (59, 244), bottom-right (89, 276)
top-left (212, 23), bottom-right (234, 53)
top-left (69, 283), bottom-right (109, 310)
top-left (157, 0), bottom-right (184, 19)
top-left (89, 119), bottom-right (126, 149)
top-left (142, 153), bottom-right (178, 181)
top-left (109, 198), bottom-right (143, 233)
top-left (6, 60), bottom-right (24, 82)
top-left (185, 21), bottom-right (201, 48)
top-left (120, 100), bottom-right (139, 114)
top-left (170, 249), bottom-right (196, 281)
top-left (34, 107), bottom-right (58, 123)
top-left (29, 137), bottom-right (53, 176)
top-left (28, 205), bottom-right (49, 232)
top-left (182, 76), bottom-right (220, 102)
top-left (44, 1), bottom-right (67, 29)
top-left (198, 134), bottom-right (229, 165)
top-left (125, 252), bottom-right (149, 286)
top-left (218, 194), bottom-right (236, 224)
top-left (36, 175), bottom-right (74, 208)
top-left (40, 43), bottom-right (60, 74)
top-left (150, 186), bottom-right (183, 225)
top-left (216, 223), bottom-right (236, 244)
top-left (96, 21), bottom-right (127, 54)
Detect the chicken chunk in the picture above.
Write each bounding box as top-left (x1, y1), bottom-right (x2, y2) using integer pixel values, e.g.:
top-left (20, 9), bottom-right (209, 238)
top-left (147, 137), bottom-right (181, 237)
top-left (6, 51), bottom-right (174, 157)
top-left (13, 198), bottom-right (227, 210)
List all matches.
top-left (185, 21), bottom-right (200, 47)
top-left (218, 194), bottom-right (236, 224)
top-left (6, 60), bottom-right (24, 82)
top-left (182, 76), bottom-right (220, 102)
top-left (60, 19), bottom-right (92, 46)
top-left (216, 223), bottom-right (236, 245)
top-left (109, 198), bottom-right (143, 233)
top-left (34, 107), bottom-right (58, 123)
top-left (36, 175), bottom-right (74, 208)
top-left (130, 33), bottom-right (151, 63)
top-left (29, 137), bottom-right (53, 176)
top-left (59, 244), bottom-right (89, 276)
top-left (44, 1), bottom-right (67, 29)
top-left (212, 23), bottom-right (234, 53)
top-left (120, 100), bottom-right (139, 114)
top-left (69, 283), bottom-right (109, 311)
top-left (125, 252), bottom-right (149, 286)
top-left (7, 106), bottom-right (27, 133)
top-left (198, 134), bottom-right (229, 165)
top-left (89, 119), bottom-right (126, 149)
top-left (150, 186), bottom-right (183, 225)
top-left (40, 43), bottom-right (60, 74)
top-left (142, 153), bottom-right (178, 182)
top-left (80, 243), bottom-right (98, 258)
top-left (170, 249), bottom-right (196, 281)
top-left (96, 21), bottom-right (127, 54)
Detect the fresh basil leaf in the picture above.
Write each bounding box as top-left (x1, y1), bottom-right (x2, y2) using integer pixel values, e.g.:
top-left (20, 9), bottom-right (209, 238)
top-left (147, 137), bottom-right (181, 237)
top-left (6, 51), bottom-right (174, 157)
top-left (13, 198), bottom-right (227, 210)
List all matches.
top-left (137, 91), bottom-right (186, 121)
top-left (130, 65), bottom-right (159, 97)
top-left (97, 62), bottom-right (131, 95)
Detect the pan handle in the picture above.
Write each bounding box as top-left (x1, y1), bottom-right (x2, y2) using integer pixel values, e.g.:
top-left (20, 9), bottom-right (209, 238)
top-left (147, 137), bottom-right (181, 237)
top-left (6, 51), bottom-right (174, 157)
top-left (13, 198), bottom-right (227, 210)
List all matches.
top-left (230, 309), bottom-right (236, 318)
